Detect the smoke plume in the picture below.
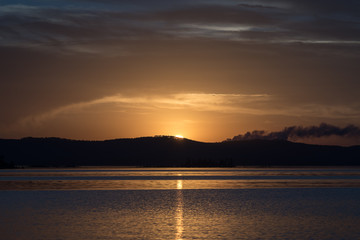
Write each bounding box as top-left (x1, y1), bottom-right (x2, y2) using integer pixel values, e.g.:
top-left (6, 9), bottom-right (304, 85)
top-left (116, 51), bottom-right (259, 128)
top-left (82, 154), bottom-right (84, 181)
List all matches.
top-left (228, 123), bottom-right (360, 141)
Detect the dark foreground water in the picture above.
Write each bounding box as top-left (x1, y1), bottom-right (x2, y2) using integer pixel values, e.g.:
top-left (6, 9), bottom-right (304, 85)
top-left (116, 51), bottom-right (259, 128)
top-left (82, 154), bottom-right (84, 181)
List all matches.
top-left (1, 168), bottom-right (360, 239)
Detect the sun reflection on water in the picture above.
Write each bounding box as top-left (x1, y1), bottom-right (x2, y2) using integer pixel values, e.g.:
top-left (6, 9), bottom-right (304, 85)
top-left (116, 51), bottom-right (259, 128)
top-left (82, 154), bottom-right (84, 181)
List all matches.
top-left (175, 180), bottom-right (184, 240)
top-left (177, 179), bottom-right (183, 189)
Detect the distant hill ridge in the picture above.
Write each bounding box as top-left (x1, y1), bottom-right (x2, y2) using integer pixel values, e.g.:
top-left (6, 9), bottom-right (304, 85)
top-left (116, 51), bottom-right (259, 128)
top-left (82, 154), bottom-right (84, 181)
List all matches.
top-left (0, 136), bottom-right (360, 167)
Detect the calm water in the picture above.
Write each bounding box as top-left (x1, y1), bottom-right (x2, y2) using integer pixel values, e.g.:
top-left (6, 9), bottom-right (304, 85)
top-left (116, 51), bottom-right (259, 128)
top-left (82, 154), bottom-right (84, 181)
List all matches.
top-left (1, 168), bottom-right (360, 239)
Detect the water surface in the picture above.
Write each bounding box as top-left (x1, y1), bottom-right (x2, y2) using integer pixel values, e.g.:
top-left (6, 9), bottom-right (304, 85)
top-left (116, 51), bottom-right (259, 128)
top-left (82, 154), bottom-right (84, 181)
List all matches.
top-left (1, 168), bottom-right (360, 239)
top-left (1, 167), bottom-right (360, 190)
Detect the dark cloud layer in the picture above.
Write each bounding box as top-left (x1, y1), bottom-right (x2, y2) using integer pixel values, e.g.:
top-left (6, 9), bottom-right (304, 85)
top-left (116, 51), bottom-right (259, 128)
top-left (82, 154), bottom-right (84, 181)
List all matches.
top-left (0, 0), bottom-right (359, 49)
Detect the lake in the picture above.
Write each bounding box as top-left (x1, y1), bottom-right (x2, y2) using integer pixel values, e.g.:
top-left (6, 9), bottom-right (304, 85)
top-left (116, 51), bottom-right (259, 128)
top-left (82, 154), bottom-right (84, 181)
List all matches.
top-left (1, 167), bottom-right (360, 239)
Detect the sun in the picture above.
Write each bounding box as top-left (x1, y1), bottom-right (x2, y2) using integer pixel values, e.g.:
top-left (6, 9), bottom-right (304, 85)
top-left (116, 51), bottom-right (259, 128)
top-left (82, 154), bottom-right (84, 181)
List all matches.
top-left (175, 135), bottom-right (184, 139)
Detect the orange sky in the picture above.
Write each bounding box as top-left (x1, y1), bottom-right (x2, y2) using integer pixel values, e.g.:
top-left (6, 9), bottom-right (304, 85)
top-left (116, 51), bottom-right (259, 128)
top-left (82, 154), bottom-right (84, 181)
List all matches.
top-left (1, 1), bottom-right (360, 145)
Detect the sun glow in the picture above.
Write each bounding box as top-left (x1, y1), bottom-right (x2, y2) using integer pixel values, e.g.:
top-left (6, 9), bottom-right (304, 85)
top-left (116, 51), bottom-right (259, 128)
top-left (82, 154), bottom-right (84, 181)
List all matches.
top-left (175, 135), bottom-right (184, 139)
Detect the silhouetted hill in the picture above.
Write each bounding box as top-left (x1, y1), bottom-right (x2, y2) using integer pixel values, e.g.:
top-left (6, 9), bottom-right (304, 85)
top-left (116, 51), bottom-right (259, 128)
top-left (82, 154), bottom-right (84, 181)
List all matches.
top-left (0, 136), bottom-right (359, 167)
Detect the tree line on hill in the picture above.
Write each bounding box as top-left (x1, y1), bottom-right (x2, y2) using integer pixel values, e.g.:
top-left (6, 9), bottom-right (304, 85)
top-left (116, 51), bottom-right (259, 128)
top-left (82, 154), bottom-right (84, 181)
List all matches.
top-left (0, 136), bottom-right (359, 168)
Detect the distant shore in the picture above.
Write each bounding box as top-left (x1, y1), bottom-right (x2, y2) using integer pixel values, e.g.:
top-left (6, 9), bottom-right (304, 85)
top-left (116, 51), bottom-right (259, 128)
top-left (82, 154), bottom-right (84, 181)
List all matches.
top-left (1, 137), bottom-right (360, 167)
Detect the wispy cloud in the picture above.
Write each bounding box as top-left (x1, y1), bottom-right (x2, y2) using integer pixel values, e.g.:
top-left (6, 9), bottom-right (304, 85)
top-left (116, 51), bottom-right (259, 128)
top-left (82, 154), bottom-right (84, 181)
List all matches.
top-left (16, 93), bottom-right (360, 129)
top-left (17, 93), bottom-right (270, 127)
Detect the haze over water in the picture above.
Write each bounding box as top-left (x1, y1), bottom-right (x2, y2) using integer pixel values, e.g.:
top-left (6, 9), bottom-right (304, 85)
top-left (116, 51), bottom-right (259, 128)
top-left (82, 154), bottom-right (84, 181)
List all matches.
top-left (1, 168), bottom-right (360, 239)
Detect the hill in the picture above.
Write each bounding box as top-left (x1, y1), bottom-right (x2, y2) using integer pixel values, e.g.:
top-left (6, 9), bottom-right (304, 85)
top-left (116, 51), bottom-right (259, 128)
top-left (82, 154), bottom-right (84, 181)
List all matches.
top-left (0, 136), bottom-right (360, 167)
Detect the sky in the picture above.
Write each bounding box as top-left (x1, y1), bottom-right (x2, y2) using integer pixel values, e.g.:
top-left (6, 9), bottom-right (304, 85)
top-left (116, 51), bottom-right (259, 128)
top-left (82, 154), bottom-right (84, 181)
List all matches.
top-left (1, 0), bottom-right (360, 144)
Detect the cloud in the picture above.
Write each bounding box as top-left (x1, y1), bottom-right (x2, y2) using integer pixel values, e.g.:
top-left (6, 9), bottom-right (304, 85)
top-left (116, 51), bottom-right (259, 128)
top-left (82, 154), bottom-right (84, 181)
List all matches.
top-left (0, 4), bottom-right (169, 53)
top-left (1, 0), bottom-right (359, 53)
top-left (283, 0), bottom-right (360, 15)
top-left (15, 93), bottom-right (360, 130)
top-left (228, 123), bottom-right (360, 141)
top-left (16, 93), bottom-right (271, 127)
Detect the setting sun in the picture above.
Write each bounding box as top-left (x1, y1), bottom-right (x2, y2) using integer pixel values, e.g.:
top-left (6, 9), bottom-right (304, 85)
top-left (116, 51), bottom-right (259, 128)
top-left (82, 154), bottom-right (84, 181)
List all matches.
top-left (1, 0), bottom-right (360, 239)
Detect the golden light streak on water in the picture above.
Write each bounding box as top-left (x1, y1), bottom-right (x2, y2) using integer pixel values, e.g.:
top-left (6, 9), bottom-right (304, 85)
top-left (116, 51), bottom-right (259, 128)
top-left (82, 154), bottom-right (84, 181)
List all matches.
top-left (177, 178), bottom-right (183, 189)
top-left (175, 180), bottom-right (184, 240)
